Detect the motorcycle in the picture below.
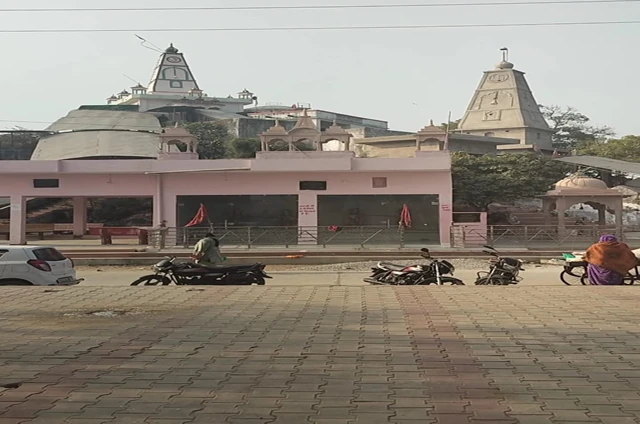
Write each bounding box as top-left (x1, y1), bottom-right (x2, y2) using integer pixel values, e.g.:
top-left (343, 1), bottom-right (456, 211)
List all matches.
top-left (364, 248), bottom-right (464, 285)
top-left (474, 245), bottom-right (524, 285)
top-left (130, 256), bottom-right (272, 286)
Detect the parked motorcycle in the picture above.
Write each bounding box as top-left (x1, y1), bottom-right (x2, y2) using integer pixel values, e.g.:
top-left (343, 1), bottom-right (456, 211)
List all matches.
top-left (474, 245), bottom-right (524, 285)
top-left (130, 257), bottom-right (272, 286)
top-left (364, 248), bottom-right (464, 285)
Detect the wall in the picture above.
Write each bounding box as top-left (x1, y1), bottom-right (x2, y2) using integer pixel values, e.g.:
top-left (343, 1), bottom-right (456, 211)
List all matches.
top-left (0, 154), bottom-right (453, 245)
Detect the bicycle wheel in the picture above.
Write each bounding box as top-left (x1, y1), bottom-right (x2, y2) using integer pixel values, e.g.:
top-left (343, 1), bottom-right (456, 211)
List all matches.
top-left (560, 268), bottom-right (584, 286)
top-left (581, 274), bottom-right (635, 286)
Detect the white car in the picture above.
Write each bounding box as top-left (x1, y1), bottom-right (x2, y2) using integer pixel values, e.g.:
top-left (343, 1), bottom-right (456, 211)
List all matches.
top-left (0, 246), bottom-right (83, 286)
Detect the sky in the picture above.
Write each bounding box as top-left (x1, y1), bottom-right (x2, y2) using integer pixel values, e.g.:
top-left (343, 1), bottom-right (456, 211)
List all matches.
top-left (1, 0), bottom-right (639, 136)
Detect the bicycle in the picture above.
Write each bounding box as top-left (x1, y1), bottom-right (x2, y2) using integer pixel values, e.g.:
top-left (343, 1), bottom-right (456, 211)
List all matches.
top-left (560, 258), bottom-right (637, 286)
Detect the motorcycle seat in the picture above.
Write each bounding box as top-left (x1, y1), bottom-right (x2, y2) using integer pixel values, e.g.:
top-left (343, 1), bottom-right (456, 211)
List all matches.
top-left (378, 262), bottom-right (409, 271)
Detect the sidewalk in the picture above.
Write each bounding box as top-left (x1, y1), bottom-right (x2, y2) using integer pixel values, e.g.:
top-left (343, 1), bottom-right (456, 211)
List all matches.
top-left (1, 286), bottom-right (640, 423)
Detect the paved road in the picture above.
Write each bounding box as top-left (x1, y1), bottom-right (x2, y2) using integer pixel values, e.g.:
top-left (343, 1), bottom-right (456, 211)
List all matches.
top-left (77, 267), bottom-right (566, 287)
top-left (1, 285), bottom-right (640, 424)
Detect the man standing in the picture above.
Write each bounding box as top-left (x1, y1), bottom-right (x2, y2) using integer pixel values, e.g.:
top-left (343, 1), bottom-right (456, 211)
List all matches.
top-left (192, 232), bottom-right (226, 266)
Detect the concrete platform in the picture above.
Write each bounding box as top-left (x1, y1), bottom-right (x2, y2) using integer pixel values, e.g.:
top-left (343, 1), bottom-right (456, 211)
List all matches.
top-left (2, 285), bottom-right (640, 423)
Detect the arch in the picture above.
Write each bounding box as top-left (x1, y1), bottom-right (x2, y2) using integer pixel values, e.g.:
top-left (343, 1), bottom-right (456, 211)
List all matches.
top-left (322, 139), bottom-right (345, 152)
top-left (161, 67), bottom-right (190, 81)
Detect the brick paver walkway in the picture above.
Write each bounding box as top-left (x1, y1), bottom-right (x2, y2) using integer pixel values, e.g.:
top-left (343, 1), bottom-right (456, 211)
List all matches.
top-left (1, 286), bottom-right (640, 423)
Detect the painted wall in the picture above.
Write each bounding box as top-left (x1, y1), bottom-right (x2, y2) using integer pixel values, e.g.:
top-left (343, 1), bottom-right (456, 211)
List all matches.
top-left (0, 152), bottom-right (453, 245)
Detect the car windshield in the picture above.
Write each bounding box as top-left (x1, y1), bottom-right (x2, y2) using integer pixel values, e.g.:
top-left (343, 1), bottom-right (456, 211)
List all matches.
top-left (33, 248), bottom-right (66, 262)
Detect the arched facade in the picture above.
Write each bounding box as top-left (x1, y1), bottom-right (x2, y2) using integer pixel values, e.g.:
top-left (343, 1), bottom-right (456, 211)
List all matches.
top-left (541, 175), bottom-right (625, 236)
top-left (260, 110), bottom-right (351, 152)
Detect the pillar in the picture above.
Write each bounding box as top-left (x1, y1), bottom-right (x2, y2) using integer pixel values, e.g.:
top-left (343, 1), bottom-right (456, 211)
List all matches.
top-left (9, 195), bottom-right (26, 245)
top-left (596, 204), bottom-right (607, 226)
top-left (72, 197), bottom-right (87, 238)
top-left (297, 192), bottom-right (318, 245)
top-left (556, 197), bottom-right (567, 237)
top-left (542, 198), bottom-right (553, 226)
top-left (153, 174), bottom-right (177, 247)
top-left (614, 199), bottom-right (624, 238)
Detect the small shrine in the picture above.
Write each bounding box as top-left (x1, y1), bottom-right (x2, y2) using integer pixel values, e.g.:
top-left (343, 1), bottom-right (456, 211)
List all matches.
top-left (540, 175), bottom-right (625, 235)
top-left (259, 110), bottom-right (352, 152)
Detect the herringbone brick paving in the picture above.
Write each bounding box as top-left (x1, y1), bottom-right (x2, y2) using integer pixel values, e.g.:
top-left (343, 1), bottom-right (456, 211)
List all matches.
top-left (1, 286), bottom-right (640, 423)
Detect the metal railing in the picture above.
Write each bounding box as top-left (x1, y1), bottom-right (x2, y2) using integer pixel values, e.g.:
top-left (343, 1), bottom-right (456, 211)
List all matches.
top-left (452, 224), bottom-right (637, 249)
top-left (149, 226), bottom-right (440, 249)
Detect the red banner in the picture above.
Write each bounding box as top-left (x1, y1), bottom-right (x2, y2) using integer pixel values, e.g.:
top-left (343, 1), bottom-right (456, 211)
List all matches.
top-left (185, 203), bottom-right (208, 227)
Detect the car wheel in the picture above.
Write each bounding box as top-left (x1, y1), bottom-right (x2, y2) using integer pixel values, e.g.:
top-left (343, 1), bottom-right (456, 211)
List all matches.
top-left (0, 279), bottom-right (33, 286)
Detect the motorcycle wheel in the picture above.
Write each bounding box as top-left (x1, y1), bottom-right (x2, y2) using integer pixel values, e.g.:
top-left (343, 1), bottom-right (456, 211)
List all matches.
top-left (251, 275), bottom-right (266, 285)
top-left (130, 275), bottom-right (171, 286)
top-left (475, 276), bottom-right (511, 286)
top-left (419, 277), bottom-right (465, 286)
top-left (363, 277), bottom-right (390, 285)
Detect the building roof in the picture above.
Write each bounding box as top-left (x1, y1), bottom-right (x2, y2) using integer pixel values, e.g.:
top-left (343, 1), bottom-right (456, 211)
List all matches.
top-left (458, 54), bottom-right (551, 136)
top-left (147, 43), bottom-right (200, 95)
top-left (31, 131), bottom-right (163, 160)
top-left (555, 156), bottom-right (640, 175)
top-left (31, 110), bottom-right (167, 160)
top-left (45, 109), bottom-right (161, 132)
top-left (195, 109), bottom-right (249, 121)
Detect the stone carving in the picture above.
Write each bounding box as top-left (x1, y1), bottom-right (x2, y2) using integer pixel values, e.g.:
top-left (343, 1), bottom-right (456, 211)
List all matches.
top-left (483, 110), bottom-right (502, 121)
top-left (489, 73), bottom-right (509, 83)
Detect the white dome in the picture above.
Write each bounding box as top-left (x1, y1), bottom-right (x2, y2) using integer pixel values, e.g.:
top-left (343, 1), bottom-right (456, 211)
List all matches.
top-left (555, 176), bottom-right (608, 190)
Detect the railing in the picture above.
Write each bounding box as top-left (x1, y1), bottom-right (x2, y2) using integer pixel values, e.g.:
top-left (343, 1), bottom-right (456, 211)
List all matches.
top-left (452, 224), bottom-right (637, 248)
top-left (149, 226), bottom-right (440, 249)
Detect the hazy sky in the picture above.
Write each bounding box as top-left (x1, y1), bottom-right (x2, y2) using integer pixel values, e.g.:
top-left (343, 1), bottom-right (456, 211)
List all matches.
top-left (1, 0), bottom-right (639, 136)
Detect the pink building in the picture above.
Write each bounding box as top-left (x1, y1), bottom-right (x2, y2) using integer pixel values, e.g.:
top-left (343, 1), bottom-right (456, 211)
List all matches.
top-left (1, 150), bottom-right (453, 246)
top-left (6, 43), bottom-right (454, 247)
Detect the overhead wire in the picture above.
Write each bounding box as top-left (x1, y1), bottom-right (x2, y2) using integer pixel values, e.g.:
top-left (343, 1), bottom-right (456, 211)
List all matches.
top-left (1, 0), bottom-right (639, 12)
top-left (0, 20), bottom-right (638, 33)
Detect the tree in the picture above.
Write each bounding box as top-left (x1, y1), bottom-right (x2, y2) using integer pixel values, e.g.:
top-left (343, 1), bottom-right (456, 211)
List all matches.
top-left (452, 152), bottom-right (570, 211)
top-left (578, 135), bottom-right (640, 162)
top-left (227, 137), bottom-right (315, 158)
top-left (439, 119), bottom-right (460, 131)
top-left (0, 128), bottom-right (41, 160)
top-left (541, 105), bottom-right (614, 149)
top-left (182, 122), bottom-right (229, 159)
top-left (228, 138), bottom-right (262, 158)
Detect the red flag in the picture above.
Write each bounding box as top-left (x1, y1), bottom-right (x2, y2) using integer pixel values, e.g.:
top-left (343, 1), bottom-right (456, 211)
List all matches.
top-left (399, 204), bottom-right (412, 229)
top-left (185, 203), bottom-right (208, 227)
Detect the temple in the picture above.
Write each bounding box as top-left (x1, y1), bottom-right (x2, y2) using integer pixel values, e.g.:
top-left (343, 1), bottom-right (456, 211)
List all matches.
top-left (106, 44), bottom-right (253, 117)
top-left (354, 49), bottom-right (556, 157)
top-left (458, 48), bottom-right (554, 153)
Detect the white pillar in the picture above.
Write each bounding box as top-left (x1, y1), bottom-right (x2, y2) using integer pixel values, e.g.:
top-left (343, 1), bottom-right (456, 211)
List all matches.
top-left (297, 192), bottom-right (318, 245)
top-left (72, 197), bottom-right (87, 238)
top-left (9, 195), bottom-right (26, 245)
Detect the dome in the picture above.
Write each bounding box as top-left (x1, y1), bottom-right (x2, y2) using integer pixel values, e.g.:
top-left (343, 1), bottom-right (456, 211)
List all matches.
top-left (495, 60), bottom-right (514, 70)
top-left (555, 176), bottom-right (608, 190)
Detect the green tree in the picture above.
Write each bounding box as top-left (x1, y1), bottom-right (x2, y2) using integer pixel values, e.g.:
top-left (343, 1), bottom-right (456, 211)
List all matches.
top-left (452, 152), bottom-right (570, 211)
top-left (541, 105), bottom-right (614, 149)
top-left (182, 122), bottom-right (229, 159)
top-left (439, 119), bottom-right (460, 131)
top-left (578, 135), bottom-right (640, 162)
top-left (228, 137), bottom-right (315, 158)
top-left (228, 138), bottom-right (262, 158)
